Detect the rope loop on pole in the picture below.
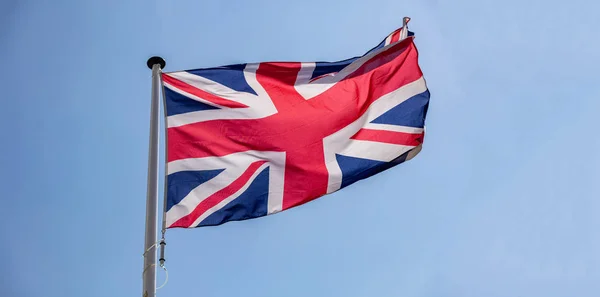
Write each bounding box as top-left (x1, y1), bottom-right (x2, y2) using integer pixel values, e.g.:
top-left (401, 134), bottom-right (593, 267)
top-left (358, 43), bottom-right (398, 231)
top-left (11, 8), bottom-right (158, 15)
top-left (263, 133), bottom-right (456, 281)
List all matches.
top-left (156, 264), bottom-right (169, 290)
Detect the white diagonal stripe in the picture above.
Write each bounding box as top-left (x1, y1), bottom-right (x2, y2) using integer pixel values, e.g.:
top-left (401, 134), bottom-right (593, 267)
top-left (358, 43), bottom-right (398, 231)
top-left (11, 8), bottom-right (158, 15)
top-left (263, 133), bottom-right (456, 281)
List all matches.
top-left (165, 150), bottom-right (285, 227)
top-left (189, 162), bottom-right (270, 228)
top-left (165, 64), bottom-right (277, 128)
top-left (294, 37), bottom-right (415, 99)
top-left (166, 71), bottom-right (257, 106)
top-left (337, 140), bottom-right (415, 162)
top-left (323, 76), bottom-right (427, 193)
top-left (362, 123), bottom-right (424, 134)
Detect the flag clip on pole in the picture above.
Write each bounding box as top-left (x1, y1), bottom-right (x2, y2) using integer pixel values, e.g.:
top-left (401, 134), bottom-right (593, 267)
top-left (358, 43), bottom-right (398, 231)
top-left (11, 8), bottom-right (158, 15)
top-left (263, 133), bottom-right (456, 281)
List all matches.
top-left (143, 56), bottom-right (166, 297)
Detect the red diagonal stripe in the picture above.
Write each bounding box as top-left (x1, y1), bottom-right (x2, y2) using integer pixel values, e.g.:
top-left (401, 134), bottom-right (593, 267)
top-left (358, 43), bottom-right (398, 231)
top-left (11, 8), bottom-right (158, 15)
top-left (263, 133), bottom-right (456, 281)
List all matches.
top-left (389, 29), bottom-right (401, 43)
top-left (309, 72), bottom-right (336, 83)
top-left (162, 73), bottom-right (249, 108)
top-left (351, 129), bottom-right (423, 146)
top-left (169, 160), bottom-right (267, 228)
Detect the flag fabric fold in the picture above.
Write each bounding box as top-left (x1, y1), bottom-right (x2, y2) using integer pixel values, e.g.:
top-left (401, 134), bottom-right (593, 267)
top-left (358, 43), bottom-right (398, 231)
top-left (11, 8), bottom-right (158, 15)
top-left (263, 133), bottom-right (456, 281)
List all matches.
top-left (161, 25), bottom-right (430, 228)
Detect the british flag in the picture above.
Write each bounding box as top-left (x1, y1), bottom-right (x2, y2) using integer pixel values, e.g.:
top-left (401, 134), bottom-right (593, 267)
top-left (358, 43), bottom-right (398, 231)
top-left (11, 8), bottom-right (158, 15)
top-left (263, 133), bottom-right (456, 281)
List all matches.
top-left (161, 22), bottom-right (430, 228)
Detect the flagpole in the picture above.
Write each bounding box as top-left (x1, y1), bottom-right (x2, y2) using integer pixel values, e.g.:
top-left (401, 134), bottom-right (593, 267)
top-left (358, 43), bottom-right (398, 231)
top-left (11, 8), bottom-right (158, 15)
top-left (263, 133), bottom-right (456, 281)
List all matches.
top-left (143, 56), bottom-right (166, 297)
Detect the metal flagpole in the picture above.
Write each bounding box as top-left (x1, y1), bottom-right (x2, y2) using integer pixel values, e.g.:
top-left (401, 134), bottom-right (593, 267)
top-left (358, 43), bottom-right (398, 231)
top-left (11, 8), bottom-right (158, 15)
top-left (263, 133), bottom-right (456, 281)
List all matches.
top-left (143, 56), bottom-right (166, 297)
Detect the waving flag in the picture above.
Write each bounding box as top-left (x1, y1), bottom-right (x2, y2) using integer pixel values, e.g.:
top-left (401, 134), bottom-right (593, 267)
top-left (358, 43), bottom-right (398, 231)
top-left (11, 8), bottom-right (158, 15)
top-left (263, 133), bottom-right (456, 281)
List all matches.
top-left (161, 24), bottom-right (430, 228)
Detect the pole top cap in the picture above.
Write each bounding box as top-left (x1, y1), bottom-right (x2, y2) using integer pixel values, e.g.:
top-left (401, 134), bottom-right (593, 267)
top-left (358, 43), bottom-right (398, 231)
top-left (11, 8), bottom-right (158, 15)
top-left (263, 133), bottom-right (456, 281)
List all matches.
top-left (147, 56), bottom-right (166, 70)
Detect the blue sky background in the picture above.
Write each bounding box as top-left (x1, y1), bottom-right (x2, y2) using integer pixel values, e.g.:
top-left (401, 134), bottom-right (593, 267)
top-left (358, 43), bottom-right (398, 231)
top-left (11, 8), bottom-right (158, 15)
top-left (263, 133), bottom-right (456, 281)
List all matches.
top-left (1, 0), bottom-right (599, 296)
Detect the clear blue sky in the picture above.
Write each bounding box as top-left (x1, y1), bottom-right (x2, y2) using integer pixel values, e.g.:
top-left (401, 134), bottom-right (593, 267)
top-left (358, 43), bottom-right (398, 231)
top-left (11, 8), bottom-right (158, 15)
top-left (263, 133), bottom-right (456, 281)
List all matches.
top-left (2, 1), bottom-right (599, 296)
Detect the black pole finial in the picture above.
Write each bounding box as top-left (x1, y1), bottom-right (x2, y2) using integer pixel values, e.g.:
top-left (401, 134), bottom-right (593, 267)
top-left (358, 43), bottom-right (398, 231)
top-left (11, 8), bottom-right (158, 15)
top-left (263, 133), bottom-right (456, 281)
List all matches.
top-left (147, 56), bottom-right (166, 70)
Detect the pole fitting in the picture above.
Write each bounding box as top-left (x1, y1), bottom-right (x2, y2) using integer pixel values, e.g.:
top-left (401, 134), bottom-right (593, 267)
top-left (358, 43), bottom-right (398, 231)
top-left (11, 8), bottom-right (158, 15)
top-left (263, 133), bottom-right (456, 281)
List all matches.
top-left (159, 239), bottom-right (167, 266)
top-left (147, 56), bottom-right (166, 70)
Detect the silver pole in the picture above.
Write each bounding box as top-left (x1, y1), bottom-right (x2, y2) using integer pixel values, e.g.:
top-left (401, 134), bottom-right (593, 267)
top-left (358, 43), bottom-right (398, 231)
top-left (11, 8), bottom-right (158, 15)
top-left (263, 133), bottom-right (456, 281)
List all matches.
top-left (143, 56), bottom-right (166, 297)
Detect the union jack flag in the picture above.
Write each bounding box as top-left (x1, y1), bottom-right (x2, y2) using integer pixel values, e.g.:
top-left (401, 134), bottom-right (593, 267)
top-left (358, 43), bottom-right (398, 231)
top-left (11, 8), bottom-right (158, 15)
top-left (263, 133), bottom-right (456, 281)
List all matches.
top-left (162, 22), bottom-right (429, 228)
